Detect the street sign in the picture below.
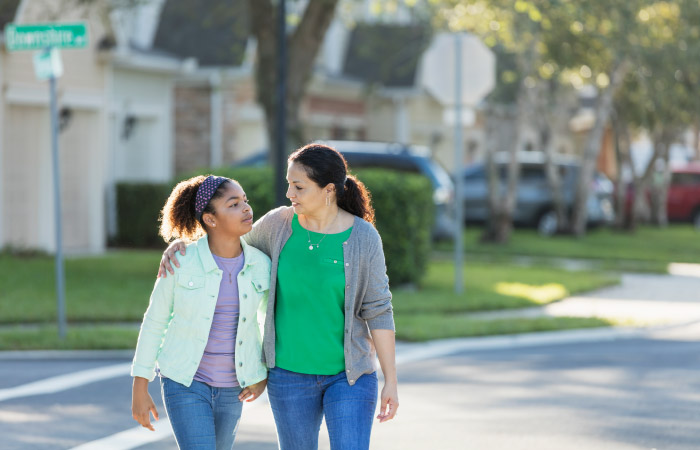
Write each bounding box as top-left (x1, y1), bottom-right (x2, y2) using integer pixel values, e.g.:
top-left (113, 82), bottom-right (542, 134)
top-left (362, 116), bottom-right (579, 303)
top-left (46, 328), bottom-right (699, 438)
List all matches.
top-left (4, 22), bottom-right (88, 52)
top-left (420, 32), bottom-right (495, 107)
top-left (33, 47), bottom-right (64, 80)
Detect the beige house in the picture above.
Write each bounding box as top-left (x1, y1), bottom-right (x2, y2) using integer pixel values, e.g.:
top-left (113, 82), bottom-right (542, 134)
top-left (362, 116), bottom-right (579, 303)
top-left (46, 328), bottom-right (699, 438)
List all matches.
top-left (0, 0), bottom-right (184, 254)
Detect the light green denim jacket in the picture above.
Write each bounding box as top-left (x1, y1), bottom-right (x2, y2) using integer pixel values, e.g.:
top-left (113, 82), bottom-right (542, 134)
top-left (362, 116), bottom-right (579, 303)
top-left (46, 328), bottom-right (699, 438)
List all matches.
top-left (131, 235), bottom-right (270, 388)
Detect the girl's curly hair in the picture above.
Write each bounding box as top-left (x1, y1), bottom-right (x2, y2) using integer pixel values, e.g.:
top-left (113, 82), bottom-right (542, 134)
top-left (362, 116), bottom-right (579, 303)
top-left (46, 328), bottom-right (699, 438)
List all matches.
top-left (159, 175), bottom-right (235, 243)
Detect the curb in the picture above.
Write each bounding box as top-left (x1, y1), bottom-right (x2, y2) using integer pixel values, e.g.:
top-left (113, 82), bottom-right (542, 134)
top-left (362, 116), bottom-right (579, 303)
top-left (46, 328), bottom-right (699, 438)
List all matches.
top-left (3, 319), bottom-right (699, 362)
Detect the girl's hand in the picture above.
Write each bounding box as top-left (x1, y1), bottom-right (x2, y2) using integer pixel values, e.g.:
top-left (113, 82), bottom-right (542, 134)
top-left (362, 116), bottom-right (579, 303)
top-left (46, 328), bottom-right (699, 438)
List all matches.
top-left (132, 377), bottom-right (159, 431)
top-left (377, 381), bottom-right (399, 423)
top-left (158, 239), bottom-right (186, 278)
top-left (238, 379), bottom-right (267, 402)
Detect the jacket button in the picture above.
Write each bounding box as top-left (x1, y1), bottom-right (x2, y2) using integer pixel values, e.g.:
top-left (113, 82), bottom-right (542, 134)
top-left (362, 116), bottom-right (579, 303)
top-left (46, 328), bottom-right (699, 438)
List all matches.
top-left (188, 281), bottom-right (194, 287)
top-left (349, 379), bottom-right (354, 383)
top-left (242, 317), bottom-right (246, 322)
top-left (345, 329), bottom-right (349, 333)
top-left (241, 381), bottom-right (245, 387)
top-left (257, 284), bottom-right (261, 289)
top-left (238, 340), bottom-right (243, 345)
top-left (345, 263), bottom-right (349, 266)
top-left (346, 369), bottom-right (350, 372)
top-left (239, 362), bottom-right (243, 367)
top-left (242, 294), bottom-right (247, 299)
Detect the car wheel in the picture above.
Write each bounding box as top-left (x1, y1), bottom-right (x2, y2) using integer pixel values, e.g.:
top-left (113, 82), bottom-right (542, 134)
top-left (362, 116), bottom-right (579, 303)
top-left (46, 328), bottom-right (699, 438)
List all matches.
top-left (537, 210), bottom-right (558, 236)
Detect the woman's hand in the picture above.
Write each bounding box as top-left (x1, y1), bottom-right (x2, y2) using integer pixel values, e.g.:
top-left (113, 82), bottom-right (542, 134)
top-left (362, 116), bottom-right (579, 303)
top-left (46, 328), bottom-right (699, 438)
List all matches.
top-left (132, 377), bottom-right (159, 431)
top-left (377, 381), bottom-right (399, 423)
top-left (238, 379), bottom-right (267, 402)
top-left (157, 239), bottom-right (186, 278)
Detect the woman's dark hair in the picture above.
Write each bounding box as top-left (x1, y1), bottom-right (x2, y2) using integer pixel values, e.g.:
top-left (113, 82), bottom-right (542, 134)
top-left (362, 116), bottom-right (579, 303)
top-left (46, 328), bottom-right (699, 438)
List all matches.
top-left (159, 175), bottom-right (235, 242)
top-left (289, 143), bottom-right (375, 225)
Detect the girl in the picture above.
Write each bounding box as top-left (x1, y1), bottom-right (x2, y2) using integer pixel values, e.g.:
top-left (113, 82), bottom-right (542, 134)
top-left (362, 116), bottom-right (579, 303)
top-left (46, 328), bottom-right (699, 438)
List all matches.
top-left (131, 175), bottom-right (270, 450)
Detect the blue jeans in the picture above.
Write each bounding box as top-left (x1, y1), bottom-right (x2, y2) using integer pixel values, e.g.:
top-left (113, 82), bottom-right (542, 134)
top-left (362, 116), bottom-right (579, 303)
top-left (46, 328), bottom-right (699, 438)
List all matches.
top-left (160, 377), bottom-right (243, 450)
top-left (267, 367), bottom-right (378, 450)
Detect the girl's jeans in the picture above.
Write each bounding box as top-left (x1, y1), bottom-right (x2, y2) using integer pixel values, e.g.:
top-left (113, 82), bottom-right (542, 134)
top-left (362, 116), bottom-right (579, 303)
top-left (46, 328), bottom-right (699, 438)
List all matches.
top-left (160, 377), bottom-right (243, 450)
top-left (267, 367), bottom-right (378, 450)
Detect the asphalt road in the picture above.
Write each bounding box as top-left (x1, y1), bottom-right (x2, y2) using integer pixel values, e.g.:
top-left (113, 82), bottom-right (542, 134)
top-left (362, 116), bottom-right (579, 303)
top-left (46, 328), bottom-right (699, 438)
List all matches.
top-left (2, 326), bottom-right (700, 450)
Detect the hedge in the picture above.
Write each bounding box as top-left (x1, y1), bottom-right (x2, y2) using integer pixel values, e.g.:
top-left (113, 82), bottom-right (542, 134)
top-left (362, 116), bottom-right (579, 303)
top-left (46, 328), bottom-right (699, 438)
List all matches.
top-left (114, 183), bottom-right (171, 247)
top-left (114, 167), bottom-right (434, 284)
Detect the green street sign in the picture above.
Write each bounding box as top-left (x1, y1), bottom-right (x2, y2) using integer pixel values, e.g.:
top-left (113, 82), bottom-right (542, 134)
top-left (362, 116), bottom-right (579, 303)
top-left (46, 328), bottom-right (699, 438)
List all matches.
top-left (4, 22), bottom-right (88, 52)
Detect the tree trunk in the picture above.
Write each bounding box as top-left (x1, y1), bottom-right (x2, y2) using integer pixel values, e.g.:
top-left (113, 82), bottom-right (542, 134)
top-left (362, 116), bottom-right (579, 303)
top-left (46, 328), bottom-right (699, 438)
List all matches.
top-left (571, 60), bottom-right (631, 236)
top-left (480, 105), bottom-right (518, 244)
top-left (249, 0), bottom-right (339, 153)
top-left (611, 110), bottom-right (634, 230)
top-left (649, 130), bottom-right (674, 227)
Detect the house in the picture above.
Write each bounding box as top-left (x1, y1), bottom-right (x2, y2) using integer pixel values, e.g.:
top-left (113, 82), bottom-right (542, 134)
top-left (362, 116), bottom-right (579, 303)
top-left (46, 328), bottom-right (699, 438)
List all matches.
top-left (0, 0), bottom-right (185, 254)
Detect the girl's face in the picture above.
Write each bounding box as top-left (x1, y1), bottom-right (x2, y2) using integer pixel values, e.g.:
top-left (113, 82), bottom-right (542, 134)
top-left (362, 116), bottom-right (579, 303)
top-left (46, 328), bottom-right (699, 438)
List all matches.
top-left (286, 162), bottom-right (331, 216)
top-left (204, 182), bottom-right (253, 237)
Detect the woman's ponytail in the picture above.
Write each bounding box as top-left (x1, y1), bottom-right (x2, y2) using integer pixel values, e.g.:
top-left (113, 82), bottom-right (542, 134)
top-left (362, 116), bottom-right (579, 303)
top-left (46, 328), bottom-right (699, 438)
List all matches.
top-left (338, 174), bottom-right (375, 225)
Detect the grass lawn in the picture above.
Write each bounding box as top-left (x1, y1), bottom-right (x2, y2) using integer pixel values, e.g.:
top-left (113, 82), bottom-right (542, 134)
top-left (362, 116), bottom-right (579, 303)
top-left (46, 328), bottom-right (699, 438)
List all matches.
top-left (0, 250), bottom-right (161, 323)
top-left (0, 325), bottom-right (139, 350)
top-left (392, 259), bottom-right (619, 315)
top-left (436, 224), bottom-right (700, 271)
top-left (0, 248), bottom-right (621, 347)
top-left (395, 315), bottom-right (614, 341)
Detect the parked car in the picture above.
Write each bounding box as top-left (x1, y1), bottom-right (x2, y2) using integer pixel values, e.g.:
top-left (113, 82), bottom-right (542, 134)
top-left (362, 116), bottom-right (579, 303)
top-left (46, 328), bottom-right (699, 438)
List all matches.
top-left (232, 140), bottom-right (456, 240)
top-left (460, 152), bottom-right (615, 235)
top-left (620, 162), bottom-right (700, 228)
top-left (667, 163), bottom-right (700, 227)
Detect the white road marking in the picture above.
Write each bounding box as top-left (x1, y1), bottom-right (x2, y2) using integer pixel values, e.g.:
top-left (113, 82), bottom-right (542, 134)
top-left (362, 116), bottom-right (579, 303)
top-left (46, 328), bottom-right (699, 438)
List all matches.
top-left (0, 363), bottom-right (130, 402)
top-left (69, 418), bottom-right (173, 450)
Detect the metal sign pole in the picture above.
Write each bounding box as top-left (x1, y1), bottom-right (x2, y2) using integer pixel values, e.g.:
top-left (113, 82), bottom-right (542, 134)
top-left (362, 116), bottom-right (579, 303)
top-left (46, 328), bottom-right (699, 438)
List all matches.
top-left (49, 70), bottom-right (67, 339)
top-left (454, 34), bottom-right (464, 294)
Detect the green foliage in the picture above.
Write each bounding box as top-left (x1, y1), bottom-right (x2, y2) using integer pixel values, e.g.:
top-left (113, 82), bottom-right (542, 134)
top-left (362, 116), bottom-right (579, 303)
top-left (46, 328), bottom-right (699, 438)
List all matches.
top-left (114, 183), bottom-right (171, 248)
top-left (116, 167), bottom-right (434, 285)
top-left (355, 169), bottom-right (434, 285)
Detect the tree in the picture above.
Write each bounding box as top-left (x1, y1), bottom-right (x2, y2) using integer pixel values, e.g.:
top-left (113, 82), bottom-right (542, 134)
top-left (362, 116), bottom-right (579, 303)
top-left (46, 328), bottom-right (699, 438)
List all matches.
top-left (248, 0), bottom-right (340, 153)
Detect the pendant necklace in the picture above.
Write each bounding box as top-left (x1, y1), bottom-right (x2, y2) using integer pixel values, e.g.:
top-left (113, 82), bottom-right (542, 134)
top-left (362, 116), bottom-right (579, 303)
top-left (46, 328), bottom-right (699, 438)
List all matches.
top-left (306, 210), bottom-right (340, 251)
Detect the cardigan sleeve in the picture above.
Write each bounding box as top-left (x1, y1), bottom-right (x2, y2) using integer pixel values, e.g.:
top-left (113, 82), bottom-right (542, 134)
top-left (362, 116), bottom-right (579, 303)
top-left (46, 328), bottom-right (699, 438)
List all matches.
top-left (359, 230), bottom-right (395, 331)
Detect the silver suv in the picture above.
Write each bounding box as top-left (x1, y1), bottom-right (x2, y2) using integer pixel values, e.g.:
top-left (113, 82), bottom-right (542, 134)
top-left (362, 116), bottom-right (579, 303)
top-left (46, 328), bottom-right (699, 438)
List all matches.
top-left (460, 152), bottom-right (615, 235)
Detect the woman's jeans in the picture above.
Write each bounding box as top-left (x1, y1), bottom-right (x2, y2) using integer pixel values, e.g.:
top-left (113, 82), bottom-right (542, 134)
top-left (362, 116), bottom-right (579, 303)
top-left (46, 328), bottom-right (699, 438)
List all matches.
top-left (160, 377), bottom-right (243, 450)
top-left (267, 367), bottom-right (378, 450)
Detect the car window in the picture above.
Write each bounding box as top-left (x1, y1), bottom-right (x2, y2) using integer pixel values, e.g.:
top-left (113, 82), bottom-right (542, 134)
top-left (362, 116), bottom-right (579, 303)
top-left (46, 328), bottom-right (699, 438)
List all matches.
top-left (672, 172), bottom-right (700, 186)
top-left (520, 165), bottom-right (546, 182)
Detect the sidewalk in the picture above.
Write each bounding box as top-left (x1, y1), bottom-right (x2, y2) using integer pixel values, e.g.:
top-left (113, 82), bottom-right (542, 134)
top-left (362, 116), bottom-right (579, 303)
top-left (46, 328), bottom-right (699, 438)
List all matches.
top-left (468, 266), bottom-right (700, 326)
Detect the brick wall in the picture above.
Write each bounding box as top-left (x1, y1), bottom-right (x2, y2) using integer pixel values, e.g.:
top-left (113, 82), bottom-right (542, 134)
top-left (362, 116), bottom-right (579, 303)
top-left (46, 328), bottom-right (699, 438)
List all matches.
top-left (174, 85), bottom-right (211, 175)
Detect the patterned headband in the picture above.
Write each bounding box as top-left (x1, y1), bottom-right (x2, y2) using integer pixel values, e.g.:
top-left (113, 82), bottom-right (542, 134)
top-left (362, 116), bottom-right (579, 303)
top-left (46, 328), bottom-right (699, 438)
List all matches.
top-left (195, 175), bottom-right (228, 220)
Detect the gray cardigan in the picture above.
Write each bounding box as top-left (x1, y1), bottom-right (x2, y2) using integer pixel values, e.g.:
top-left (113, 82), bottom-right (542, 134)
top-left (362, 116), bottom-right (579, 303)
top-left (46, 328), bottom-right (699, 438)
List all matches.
top-left (244, 206), bottom-right (394, 385)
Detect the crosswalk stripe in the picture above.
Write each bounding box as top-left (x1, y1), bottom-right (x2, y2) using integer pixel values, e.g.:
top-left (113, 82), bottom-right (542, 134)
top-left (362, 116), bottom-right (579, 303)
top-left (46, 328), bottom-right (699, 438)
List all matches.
top-left (0, 363), bottom-right (130, 402)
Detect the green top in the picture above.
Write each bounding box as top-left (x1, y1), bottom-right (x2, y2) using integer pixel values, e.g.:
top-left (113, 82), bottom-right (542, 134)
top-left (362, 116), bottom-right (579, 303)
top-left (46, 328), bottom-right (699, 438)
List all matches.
top-left (274, 214), bottom-right (353, 375)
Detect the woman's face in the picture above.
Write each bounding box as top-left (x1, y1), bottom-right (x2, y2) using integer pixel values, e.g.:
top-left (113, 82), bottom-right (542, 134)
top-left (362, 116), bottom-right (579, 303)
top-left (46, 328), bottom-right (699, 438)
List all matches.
top-left (204, 182), bottom-right (253, 236)
top-left (286, 161), bottom-right (329, 216)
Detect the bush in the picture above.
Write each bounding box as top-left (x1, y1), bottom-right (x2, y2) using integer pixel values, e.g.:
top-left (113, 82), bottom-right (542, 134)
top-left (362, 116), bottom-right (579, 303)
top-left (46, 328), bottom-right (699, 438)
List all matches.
top-left (114, 183), bottom-right (170, 247)
top-left (115, 167), bottom-right (434, 284)
top-left (356, 169), bottom-right (434, 285)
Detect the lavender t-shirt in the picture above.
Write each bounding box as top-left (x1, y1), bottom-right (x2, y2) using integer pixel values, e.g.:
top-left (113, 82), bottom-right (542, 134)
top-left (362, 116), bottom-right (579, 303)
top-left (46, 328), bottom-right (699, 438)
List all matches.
top-left (193, 253), bottom-right (244, 387)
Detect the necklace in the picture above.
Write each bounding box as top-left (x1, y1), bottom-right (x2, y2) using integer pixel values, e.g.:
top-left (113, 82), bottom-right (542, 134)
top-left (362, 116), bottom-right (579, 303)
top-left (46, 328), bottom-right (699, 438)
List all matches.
top-left (217, 255), bottom-right (242, 283)
top-left (305, 210), bottom-right (340, 251)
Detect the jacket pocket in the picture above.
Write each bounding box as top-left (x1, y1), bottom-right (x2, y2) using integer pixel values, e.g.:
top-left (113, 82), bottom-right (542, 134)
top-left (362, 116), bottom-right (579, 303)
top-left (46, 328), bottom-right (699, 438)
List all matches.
top-left (251, 277), bottom-right (269, 293)
top-left (174, 274), bottom-right (205, 317)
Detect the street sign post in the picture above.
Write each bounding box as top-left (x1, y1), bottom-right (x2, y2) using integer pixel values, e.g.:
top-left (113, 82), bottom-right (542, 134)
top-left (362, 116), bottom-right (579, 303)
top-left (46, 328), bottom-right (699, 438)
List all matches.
top-left (420, 32), bottom-right (496, 294)
top-left (4, 22), bottom-right (89, 339)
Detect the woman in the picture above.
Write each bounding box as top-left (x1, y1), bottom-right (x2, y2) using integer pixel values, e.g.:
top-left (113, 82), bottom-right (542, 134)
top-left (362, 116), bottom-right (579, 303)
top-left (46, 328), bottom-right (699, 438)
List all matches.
top-left (132, 175), bottom-right (270, 450)
top-left (160, 144), bottom-right (399, 450)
